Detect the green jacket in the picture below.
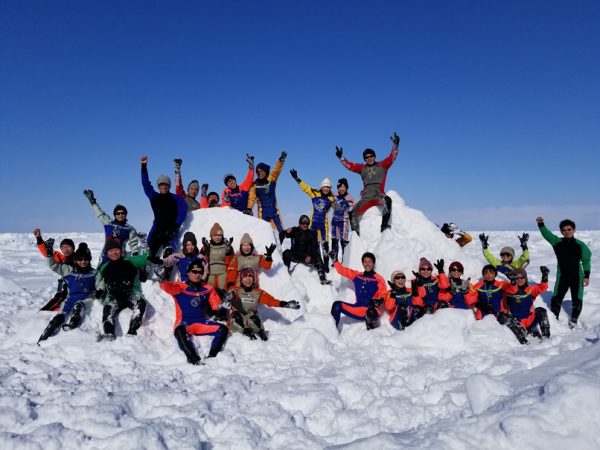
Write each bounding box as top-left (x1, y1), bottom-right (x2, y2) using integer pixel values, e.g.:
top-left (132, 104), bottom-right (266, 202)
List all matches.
top-left (483, 247), bottom-right (530, 270)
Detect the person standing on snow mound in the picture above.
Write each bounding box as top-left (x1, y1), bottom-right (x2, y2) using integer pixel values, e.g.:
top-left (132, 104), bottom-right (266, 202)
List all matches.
top-left (221, 154), bottom-right (255, 214)
top-left (290, 169), bottom-right (335, 268)
top-left (331, 178), bottom-right (355, 262)
top-left (330, 252), bottom-right (388, 331)
top-left (38, 242), bottom-right (97, 343)
top-left (247, 151), bottom-right (287, 234)
top-left (335, 132), bottom-right (399, 235)
top-left (282, 215), bottom-right (330, 285)
top-left (160, 259), bottom-right (230, 365)
top-left (140, 155), bottom-right (188, 258)
top-left (537, 216), bottom-right (592, 328)
top-left (225, 232), bottom-right (275, 289)
top-left (440, 223), bottom-right (472, 247)
top-left (173, 158), bottom-right (201, 211)
top-left (479, 232), bottom-right (530, 274)
top-left (410, 257), bottom-right (450, 315)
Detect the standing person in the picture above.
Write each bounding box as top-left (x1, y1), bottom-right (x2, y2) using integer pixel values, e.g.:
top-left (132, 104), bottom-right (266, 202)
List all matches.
top-left (290, 169), bottom-right (335, 268)
top-left (226, 233), bottom-right (274, 289)
top-left (141, 155), bottom-right (189, 258)
top-left (385, 270), bottom-right (423, 330)
top-left (330, 178), bottom-right (355, 262)
top-left (33, 228), bottom-right (75, 311)
top-left (200, 223), bottom-right (234, 292)
top-left (330, 252), bottom-right (388, 330)
top-left (96, 240), bottom-right (148, 339)
top-left (38, 242), bottom-right (96, 343)
top-left (479, 233), bottom-right (530, 274)
top-left (173, 158), bottom-right (201, 211)
top-left (440, 223), bottom-right (472, 247)
top-left (335, 132), bottom-right (399, 235)
top-left (437, 261), bottom-right (478, 311)
top-left (82, 189), bottom-right (140, 262)
top-left (221, 154), bottom-right (255, 213)
top-left (247, 151), bottom-right (287, 234)
top-left (411, 257), bottom-right (450, 314)
top-left (537, 217), bottom-right (592, 327)
top-left (160, 259), bottom-right (229, 365)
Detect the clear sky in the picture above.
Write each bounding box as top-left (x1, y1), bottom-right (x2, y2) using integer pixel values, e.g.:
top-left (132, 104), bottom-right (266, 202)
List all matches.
top-left (1, 0), bottom-right (599, 233)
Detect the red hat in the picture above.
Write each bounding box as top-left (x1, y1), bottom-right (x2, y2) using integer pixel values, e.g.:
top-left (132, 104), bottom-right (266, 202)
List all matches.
top-left (419, 257), bottom-right (433, 269)
top-left (449, 261), bottom-right (464, 272)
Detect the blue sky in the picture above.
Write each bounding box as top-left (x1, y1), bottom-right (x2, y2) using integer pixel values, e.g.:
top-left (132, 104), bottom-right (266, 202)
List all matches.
top-left (1, 0), bottom-right (599, 232)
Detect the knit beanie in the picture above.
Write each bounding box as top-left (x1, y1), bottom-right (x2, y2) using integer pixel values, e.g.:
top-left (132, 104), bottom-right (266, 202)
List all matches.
top-left (240, 233), bottom-right (253, 246)
top-left (513, 268), bottom-right (528, 282)
top-left (390, 270), bottom-right (406, 282)
top-left (182, 231), bottom-right (197, 247)
top-left (337, 178), bottom-right (348, 189)
top-left (256, 162), bottom-right (270, 175)
top-left (105, 239), bottom-right (122, 252)
top-left (60, 238), bottom-right (75, 250)
top-left (419, 257), bottom-right (433, 269)
top-left (156, 175), bottom-right (171, 187)
top-left (186, 258), bottom-right (205, 273)
top-left (240, 267), bottom-right (256, 279)
top-left (500, 246), bottom-right (515, 258)
top-left (210, 223), bottom-right (224, 237)
top-left (320, 177), bottom-right (332, 188)
top-left (449, 261), bottom-right (464, 272)
top-left (113, 204), bottom-right (128, 216)
top-left (74, 242), bottom-right (92, 261)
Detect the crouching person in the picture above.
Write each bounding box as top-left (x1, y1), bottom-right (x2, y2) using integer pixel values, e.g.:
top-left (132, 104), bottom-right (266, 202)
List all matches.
top-left (160, 259), bottom-right (229, 365)
top-left (38, 242), bottom-right (96, 343)
top-left (96, 240), bottom-right (148, 339)
top-left (228, 268), bottom-right (300, 341)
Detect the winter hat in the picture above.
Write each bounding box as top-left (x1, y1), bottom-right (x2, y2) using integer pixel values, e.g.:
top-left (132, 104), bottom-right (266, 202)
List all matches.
top-left (74, 243), bottom-right (92, 261)
top-left (210, 223), bottom-right (224, 237)
top-left (113, 204), bottom-right (128, 216)
top-left (240, 267), bottom-right (256, 279)
top-left (182, 231), bottom-right (197, 247)
top-left (390, 270), bottom-right (406, 282)
top-left (362, 148), bottom-right (376, 159)
top-left (449, 261), bottom-right (464, 273)
top-left (240, 233), bottom-right (254, 246)
top-left (513, 268), bottom-right (528, 282)
top-left (104, 239), bottom-right (122, 252)
top-left (156, 175), bottom-right (171, 187)
top-left (419, 257), bottom-right (433, 270)
top-left (481, 264), bottom-right (498, 276)
top-left (223, 173), bottom-right (236, 185)
top-left (60, 238), bottom-right (75, 249)
top-left (320, 177), bottom-right (332, 189)
top-left (500, 246), bottom-right (515, 258)
top-left (256, 162), bottom-right (270, 175)
top-left (337, 178), bottom-right (348, 189)
top-left (208, 192), bottom-right (220, 201)
top-left (186, 258), bottom-right (205, 273)
top-left (362, 252), bottom-right (376, 264)
top-left (299, 215), bottom-right (310, 225)
top-left (188, 180), bottom-right (199, 190)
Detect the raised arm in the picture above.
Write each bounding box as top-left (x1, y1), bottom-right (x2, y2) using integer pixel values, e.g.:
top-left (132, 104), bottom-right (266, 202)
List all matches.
top-left (140, 155), bottom-right (156, 200)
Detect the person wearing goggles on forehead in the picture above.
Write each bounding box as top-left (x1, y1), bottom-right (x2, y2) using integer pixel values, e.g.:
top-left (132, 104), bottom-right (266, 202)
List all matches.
top-left (478, 232), bottom-right (530, 275)
top-left (437, 262), bottom-right (477, 311)
top-left (410, 257), bottom-right (450, 314)
top-left (83, 189), bottom-right (140, 264)
top-left (537, 216), bottom-right (592, 328)
top-left (385, 270), bottom-right (425, 330)
top-left (335, 132), bottom-right (399, 235)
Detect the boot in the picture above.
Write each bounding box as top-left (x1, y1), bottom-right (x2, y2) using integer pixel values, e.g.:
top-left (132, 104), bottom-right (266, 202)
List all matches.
top-left (102, 304), bottom-right (116, 338)
top-left (207, 326), bottom-right (228, 358)
top-left (365, 307), bottom-right (380, 330)
top-left (62, 302), bottom-right (84, 331)
top-left (341, 240), bottom-right (349, 259)
top-left (318, 266), bottom-right (332, 285)
top-left (321, 242), bottom-right (330, 273)
top-left (536, 307), bottom-right (551, 338)
top-left (331, 238), bottom-right (339, 263)
top-left (127, 300), bottom-right (146, 335)
top-left (507, 318), bottom-right (528, 344)
top-left (174, 325), bottom-right (201, 365)
top-left (257, 329), bottom-right (269, 341)
top-left (38, 314), bottom-right (65, 343)
top-left (380, 196), bottom-right (392, 232)
top-left (550, 297), bottom-right (561, 319)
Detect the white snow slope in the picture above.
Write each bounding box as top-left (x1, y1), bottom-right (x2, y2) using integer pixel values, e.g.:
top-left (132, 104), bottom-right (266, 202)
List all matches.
top-left (1, 191), bottom-right (599, 450)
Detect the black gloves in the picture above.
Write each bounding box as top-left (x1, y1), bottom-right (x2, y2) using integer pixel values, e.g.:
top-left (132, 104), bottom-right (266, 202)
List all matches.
top-left (391, 132), bottom-right (400, 147)
top-left (540, 266), bottom-right (550, 283)
top-left (370, 298), bottom-right (384, 308)
top-left (201, 237), bottom-right (210, 255)
top-left (264, 243), bottom-right (276, 261)
top-left (507, 271), bottom-right (517, 285)
top-left (479, 233), bottom-right (489, 249)
top-left (246, 153), bottom-right (254, 169)
top-left (280, 300), bottom-right (300, 309)
top-left (290, 169), bottom-right (300, 182)
top-left (335, 146), bottom-right (343, 159)
top-left (201, 184), bottom-right (208, 197)
top-left (328, 249), bottom-right (338, 264)
top-left (279, 151), bottom-right (287, 162)
top-left (44, 238), bottom-right (55, 256)
top-left (174, 158), bottom-right (182, 169)
top-left (83, 189), bottom-right (96, 205)
top-left (94, 289), bottom-right (106, 300)
top-left (434, 259), bottom-right (444, 274)
top-left (518, 233), bottom-right (529, 250)
top-left (411, 270), bottom-right (423, 285)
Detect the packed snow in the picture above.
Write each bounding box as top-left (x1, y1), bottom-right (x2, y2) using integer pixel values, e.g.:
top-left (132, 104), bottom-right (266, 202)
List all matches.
top-left (1, 191), bottom-right (599, 449)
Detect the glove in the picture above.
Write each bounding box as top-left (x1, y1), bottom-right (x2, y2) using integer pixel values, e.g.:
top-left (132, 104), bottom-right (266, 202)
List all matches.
top-left (44, 238), bottom-right (55, 256)
top-left (279, 151), bottom-right (287, 162)
top-left (200, 183), bottom-right (208, 197)
top-left (370, 298), bottom-right (384, 308)
top-left (246, 153), bottom-right (254, 169)
top-left (390, 132), bottom-right (400, 147)
top-left (507, 271), bottom-right (517, 285)
top-left (280, 300), bottom-right (300, 309)
top-left (434, 259), bottom-right (444, 274)
top-left (540, 266), bottom-right (550, 283)
top-left (335, 146), bottom-right (343, 159)
top-left (219, 300), bottom-right (232, 311)
top-left (518, 233), bottom-right (529, 250)
top-left (83, 189), bottom-right (96, 205)
top-left (264, 243), bottom-right (276, 260)
top-left (226, 237), bottom-right (234, 247)
top-left (290, 169), bottom-right (299, 181)
top-left (461, 278), bottom-right (471, 294)
top-left (479, 233), bottom-right (489, 249)
top-left (173, 158), bottom-right (182, 169)
top-left (411, 270), bottom-right (424, 285)
top-left (201, 237), bottom-right (210, 254)
top-left (328, 249), bottom-right (338, 263)
top-left (223, 191), bottom-right (230, 203)
top-left (244, 208), bottom-right (253, 216)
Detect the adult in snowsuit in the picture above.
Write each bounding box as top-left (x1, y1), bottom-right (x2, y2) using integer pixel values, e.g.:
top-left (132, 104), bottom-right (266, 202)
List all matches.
top-left (140, 155), bottom-right (188, 258)
top-left (33, 228), bottom-right (75, 311)
top-left (437, 261), bottom-right (478, 311)
top-left (174, 158), bottom-right (201, 211)
top-left (247, 151), bottom-right (287, 234)
top-left (83, 190), bottom-right (140, 263)
top-left (38, 242), bottom-right (96, 343)
top-left (440, 223), bottom-right (472, 247)
top-left (335, 132), bottom-right (399, 235)
top-left (330, 252), bottom-right (388, 331)
top-left (226, 233), bottom-right (274, 289)
top-left (385, 270), bottom-right (423, 330)
top-left (410, 257), bottom-right (450, 314)
top-left (479, 233), bottom-right (530, 274)
top-left (331, 178), bottom-right (355, 262)
top-left (221, 154), bottom-right (255, 213)
top-left (96, 240), bottom-right (148, 338)
top-left (290, 169), bottom-right (335, 268)
top-left (472, 265), bottom-right (514, 320)
top-left (503, 267), bottom-right (551, 344)
top-left (281, 215), bottom-right (330, 285)
top-left (227, 268), bottom-right (300, 341)
top-left (200, 186), bottom-right (222, 208)
top-left (200, 223), bottom-right (234, 292)
top-left (537, 217), bottom-right (592, 327)
top-left (160, 259), bottom-right (229, 364)
top-left (159, 231), bottom-right (207, 282)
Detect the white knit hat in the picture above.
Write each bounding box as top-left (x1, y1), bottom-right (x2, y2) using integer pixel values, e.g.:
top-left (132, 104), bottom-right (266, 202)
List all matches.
top-left (320, 177), bottom-right (332, 188)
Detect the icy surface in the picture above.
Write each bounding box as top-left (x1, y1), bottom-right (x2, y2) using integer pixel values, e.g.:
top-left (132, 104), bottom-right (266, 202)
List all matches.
top-left (1, 191), bottom-right (599, 449)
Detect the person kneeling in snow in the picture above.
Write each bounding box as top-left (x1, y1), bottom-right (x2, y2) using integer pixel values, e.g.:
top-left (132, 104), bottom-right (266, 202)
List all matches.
top-left (478, 233), bottom-right (530, 275)
top-left (160, 259), bottom-right (229, 365)
top-left (96, 240), bottom-right (148, 339)
top-left (227, 268), bottom-right (300, 341)
top-left (385, 270), bottom-right (424, 330)
top-left (410, 257), bottom-right (450, 315)
top-left (503, 267), bottom-right (551, 344)
top-left (437, 261), bottom-right (478, 311)
top-left (330, 252), bottom-right (388, 331)
top-left (38, 242), bottom-right (96, 343)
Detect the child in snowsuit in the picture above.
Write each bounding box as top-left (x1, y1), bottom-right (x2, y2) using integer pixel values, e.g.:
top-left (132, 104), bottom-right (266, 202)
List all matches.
top-left (537, 217), bottom-right (592, 327)
top-left (440, 223), bottom-right (472, 247)
top-left (33, 228), bottom-right (75, 311)
top-left (330, 252), bottom-right (388, 331)
top-left (335, 133), bottom-right (399, 235)
top-left (174, 158), bottom-right (201, 211)
top-left (385, 270), bottom-right (424, 330)
top-left (201, 223), bottom-right (234, 292)
top-left (290, 169), bottom-right (335, 268)
top-left (140, 155), bottom-right (189, 258)
top-left (227, 268), bottom-right (300, 341)
top-left (247, 151), bottom-right (287, 233)
top-left (282, 215), bottom-right (330, 285)
top-left (331, 178), bottom-right (355, 262)
top-left (411, 257), bottom-right (450, 314)
top-left (160, 232), bottom-right (207, 282)
top-left (221, 154), bottom-right (255, 213)
top-left (479, 233), bottom-right (530, 274)
top-left (160, 259), bottom-right (229, 364)
top-left (38, 242), bottom-right (96, 343)
top-left (226, 233), bottom-right (274, 289)
top-left (437, 261), bottom-right (478, 311)
top-left (96, 240), bottom-right (148, 338)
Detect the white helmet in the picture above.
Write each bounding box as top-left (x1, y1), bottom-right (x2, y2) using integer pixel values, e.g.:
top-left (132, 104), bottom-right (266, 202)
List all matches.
top-left (320, 177), bottom-right (332, 188)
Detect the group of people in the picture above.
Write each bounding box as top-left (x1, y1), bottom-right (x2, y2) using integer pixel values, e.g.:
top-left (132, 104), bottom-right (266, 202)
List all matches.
top-left (32, 133), bottom-right (592, 362)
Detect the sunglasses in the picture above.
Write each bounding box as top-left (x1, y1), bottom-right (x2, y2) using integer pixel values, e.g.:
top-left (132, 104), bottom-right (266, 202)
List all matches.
top-left (74, 257), bottom-right (88, 262)
top-left (420, 267), bottom-right (432, 271)
top-left (115, 212), bottom-right (126, 216)
top-left (500, 253), bottom-right (511, 257)
top-left (450, 268), bottom-right (462, 272)
top-left (561, 228), bottom-right (574, 232)
top-left (515, 276), bottom-right (526, 280)
top-left (300, 221), bottom-right (310, 225)
top-left (394, 275), bottom-right (406, 280)
top-left (189, 269), bottom-right (203, 275)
